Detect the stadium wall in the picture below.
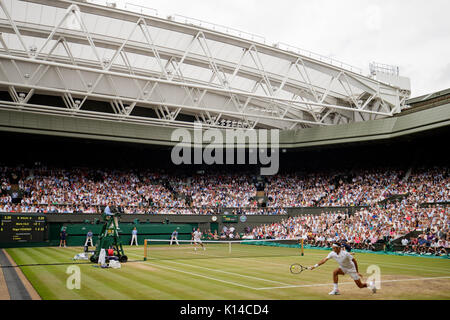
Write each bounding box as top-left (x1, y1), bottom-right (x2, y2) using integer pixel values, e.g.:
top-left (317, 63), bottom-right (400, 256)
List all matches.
top-left (0, 208), bottom-right (362, 248)
top-left (0, 102), bottom-right (448, 148)
top-left (43, 213), bottom-right (288, 243)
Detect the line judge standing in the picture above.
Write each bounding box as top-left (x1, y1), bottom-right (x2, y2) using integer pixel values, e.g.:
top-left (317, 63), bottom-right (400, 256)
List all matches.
top-left (130, 227), bottom-right (139, 246)
top-left (170, 229), bottom-right (179, 245)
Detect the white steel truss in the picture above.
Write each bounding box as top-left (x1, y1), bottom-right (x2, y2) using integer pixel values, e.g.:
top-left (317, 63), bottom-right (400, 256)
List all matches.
top-left (0, 0), bottom-right (410, 130)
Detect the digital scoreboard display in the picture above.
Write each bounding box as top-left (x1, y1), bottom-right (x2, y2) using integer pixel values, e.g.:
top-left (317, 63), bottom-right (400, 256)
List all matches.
top-left (222, 215), bottom-right (238, 223)
top-left (0, 214), bottom-right (46, 243)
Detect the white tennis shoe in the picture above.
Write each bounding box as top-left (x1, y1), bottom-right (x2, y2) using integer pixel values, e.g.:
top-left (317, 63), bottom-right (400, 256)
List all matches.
top-left (328, 289), bottom-right (340, 295)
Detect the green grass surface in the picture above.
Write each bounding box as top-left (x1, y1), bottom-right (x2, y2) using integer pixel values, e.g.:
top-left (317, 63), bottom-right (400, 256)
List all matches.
top-left (5, 245), bottom-right (450, 300)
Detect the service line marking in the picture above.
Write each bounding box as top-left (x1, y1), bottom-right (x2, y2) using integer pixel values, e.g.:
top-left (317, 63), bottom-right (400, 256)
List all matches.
top-left (142, 260), bottom-right (258, 290)
top-left (255, 276), bottom-right (450, 290)
top-left (126, 251), bottom-right (450, 292)
top-left (163, 259), bottom-right (293, 286)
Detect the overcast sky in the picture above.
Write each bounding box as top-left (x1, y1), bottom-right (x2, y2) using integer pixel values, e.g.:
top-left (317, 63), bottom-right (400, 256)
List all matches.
top-left (118, 0), bottom-right (449, 97)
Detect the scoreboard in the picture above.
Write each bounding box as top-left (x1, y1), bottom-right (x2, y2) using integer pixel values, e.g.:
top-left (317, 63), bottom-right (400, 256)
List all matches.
top-left (222, 215), bottom-right (238, 223)
top-left (0, 214), bottom-right (46, 243)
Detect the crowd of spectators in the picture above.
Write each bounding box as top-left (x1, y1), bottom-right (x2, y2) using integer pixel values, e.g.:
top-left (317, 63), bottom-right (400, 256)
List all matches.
top-left (266, 168), bottom-right (449, 207)
top-left (247, 202), bottom-right (449, 255)
top-left (1, 164), bottom-right (448, 254)
top-left (0, 166), bottom-right (448, 215)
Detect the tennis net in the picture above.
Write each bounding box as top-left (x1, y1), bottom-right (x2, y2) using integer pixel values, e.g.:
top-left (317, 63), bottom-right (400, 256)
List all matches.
top-left (143, 238), bottom-right (304, 261)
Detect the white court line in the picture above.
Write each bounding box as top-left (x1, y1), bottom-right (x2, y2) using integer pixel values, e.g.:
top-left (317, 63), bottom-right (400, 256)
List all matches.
top-left (302, 250), bottom-right (450, 272)
top-left (232, 256), bottom-right (450, 282)
top-left (273, 249), bottom-right (450, 272)
top-left (130, 250), bottom-right (450, 278)
top-left (255, 276), bottom-right (450, 290)
top-left (230, 255), bottom-right (450, 274)
top-left (147, 247), bottom-right (199, 251)
top-left (358, 261), bottom-right (450, 274)
top-left (126, 252), bottom-right (260, 289)
top-left (163, 259), bottom-right (292, 286)
top-left (228, 256), bottom-right (293, 268)
top-left (128, 251), bottom-right (291, 286)
top-left (184, 250), bottom-right (231, 259)
top-left (239, 252), bottom-right (450, 273)
top-left (128, 248), bottom-right (450, 275)
top-left (145, 244), bottom-right (236, 259)
top-left (141, 260), bottom-right (258, 290)
top-left (137, 244), bottom-right (450, 272)
top-left (358, 259), bottom-right (450, 273)
top-left (126, 252), bottom-right (450, 292)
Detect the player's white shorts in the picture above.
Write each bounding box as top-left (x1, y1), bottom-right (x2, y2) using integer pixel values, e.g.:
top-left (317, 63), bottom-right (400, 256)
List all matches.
top-left (341, 268), bottom-right (360, 280)
top-left (193, 238), bottom-right (202, 244)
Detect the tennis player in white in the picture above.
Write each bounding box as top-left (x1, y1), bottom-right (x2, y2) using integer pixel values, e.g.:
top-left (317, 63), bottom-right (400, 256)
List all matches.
top-left (310, 243), bottom-right (376, 295)
top-left (193, 228), bottom-right (205, 251)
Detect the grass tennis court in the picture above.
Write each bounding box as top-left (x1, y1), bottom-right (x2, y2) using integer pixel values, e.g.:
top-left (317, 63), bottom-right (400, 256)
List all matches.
top-left (4, 245), bottom-right (450, 300)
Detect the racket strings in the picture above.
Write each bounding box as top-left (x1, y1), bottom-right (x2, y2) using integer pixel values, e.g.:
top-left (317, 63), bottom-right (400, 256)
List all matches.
top-left (290, 263), bottom-right (308, 274)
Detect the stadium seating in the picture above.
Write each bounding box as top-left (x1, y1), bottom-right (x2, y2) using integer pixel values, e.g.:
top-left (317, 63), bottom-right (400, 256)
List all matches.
top-left (0, 166), bottom-right (447, 214)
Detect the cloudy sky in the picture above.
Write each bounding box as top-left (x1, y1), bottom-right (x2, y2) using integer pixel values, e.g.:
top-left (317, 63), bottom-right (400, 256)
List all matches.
top-left (117, 0), bottom-right (449, 97)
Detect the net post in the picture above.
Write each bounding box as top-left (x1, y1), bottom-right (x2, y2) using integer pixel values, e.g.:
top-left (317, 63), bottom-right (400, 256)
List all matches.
top-left (301, 238), bottom-right (304, 256)
top-left (144, 239), bottom-right (147, 261)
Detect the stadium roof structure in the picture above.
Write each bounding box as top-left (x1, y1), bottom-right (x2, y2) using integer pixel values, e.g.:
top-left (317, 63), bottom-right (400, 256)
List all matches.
top-left (0, 0), bottom-right (411, 130)
top-left (406, 87), bottom-right (450, 108)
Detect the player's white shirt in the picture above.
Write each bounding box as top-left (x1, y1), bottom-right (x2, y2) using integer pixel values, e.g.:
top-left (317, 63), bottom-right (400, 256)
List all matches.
top-left (327, 250), bottom-right (356, 272)
top-left (193, 231), bottom-right (202, 241)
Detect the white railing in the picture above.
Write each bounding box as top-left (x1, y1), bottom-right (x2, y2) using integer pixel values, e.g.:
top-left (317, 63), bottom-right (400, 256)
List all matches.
top-left (123, 2), bottom-right (159, 17)
top-left (275, 42), bottom-right (363, 75)
top-left (169, 14), bottom-right (266, 44)
top-left (86, 0), bottom-right (159, 17)
top-left (85, 1), bottom-right (363, 75)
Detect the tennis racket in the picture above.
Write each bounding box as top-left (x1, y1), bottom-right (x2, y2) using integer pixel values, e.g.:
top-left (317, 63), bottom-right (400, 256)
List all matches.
top-left (290, 263), bottom-right (310, 274)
